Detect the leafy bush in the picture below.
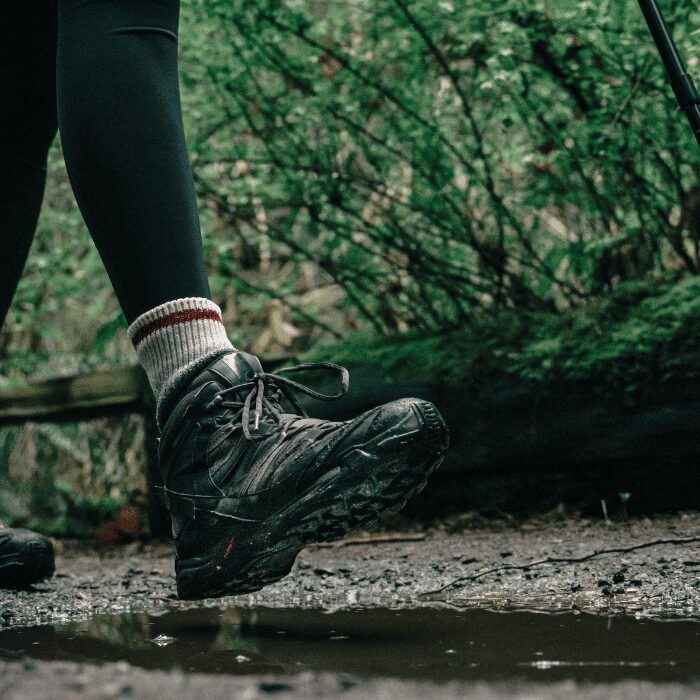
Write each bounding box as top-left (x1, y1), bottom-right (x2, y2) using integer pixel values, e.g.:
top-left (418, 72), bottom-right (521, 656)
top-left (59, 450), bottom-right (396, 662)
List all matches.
top-left (183, 0), bottom-right (700, 338)
top-left (306, 275), bottom-right (700, 402)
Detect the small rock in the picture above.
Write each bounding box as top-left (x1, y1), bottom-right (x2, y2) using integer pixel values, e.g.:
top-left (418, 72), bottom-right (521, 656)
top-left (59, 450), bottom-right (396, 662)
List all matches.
top-left (612, 571), bottom-right (625, 584)
top-left (259, 681), bottom-right (294, 693)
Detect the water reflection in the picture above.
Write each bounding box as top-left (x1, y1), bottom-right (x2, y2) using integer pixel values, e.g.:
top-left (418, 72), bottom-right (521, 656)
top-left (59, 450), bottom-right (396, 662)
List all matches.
top-left (1, 607), bottom-right (699, 682)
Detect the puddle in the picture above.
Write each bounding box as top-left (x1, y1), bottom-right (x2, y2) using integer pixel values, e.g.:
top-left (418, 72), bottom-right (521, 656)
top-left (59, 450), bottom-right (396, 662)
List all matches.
top-left (1, 606), bottom-right (699, 682)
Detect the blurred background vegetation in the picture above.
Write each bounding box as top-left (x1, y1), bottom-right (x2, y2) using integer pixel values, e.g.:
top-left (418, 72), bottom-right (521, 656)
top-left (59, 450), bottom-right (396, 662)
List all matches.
top-left (3, 0), bottom-right (700, 533)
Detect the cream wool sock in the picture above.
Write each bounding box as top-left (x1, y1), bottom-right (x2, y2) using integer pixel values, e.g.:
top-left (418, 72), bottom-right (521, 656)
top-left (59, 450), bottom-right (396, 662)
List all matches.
top-left (127, 297), bottom-right (235, 431)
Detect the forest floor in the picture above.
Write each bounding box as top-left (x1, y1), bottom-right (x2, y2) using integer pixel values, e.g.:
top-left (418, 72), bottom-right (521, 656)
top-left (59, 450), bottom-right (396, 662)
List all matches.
top-left (1, 513), bottom-right (700, 698)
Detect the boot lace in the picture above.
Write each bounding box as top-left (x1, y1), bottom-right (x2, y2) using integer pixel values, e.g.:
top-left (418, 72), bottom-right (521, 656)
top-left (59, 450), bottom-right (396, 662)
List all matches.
top-left (204, 361), bottom-right (350, 441)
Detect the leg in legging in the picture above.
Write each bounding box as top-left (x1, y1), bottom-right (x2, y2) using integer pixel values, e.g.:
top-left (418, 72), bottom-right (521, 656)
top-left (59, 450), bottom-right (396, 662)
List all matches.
top-left (0, 3), bottom-right (59, 330)
top-left (56, 0), bottom-right (211, 325)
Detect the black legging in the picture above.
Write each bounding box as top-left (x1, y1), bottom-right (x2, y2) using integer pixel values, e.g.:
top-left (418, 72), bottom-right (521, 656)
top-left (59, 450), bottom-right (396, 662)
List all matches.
top-left (1, 0), bottom-right (210, 328)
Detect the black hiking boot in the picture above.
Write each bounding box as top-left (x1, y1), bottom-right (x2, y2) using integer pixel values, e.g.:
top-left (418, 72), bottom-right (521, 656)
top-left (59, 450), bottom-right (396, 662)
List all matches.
top-left (0, 525), bottom-right (55, 589)
top-left (157, 350), bottom-right (450, 600)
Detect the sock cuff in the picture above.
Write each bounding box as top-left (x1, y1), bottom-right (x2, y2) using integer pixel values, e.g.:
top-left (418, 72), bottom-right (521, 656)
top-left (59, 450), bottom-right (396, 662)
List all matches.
top-left (127, 297), bottom-right (234, 431)
top-left (126, 297), bottom-right (224, 349)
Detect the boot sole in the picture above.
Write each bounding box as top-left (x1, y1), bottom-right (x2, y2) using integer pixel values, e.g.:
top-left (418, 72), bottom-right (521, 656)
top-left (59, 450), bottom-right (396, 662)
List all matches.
top-left (176, 400), bottom-right (449, 600)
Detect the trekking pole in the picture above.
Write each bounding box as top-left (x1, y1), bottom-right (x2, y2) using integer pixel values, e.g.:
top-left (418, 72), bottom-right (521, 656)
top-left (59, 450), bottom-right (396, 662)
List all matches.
top-left (638, 0), bottom-right (700, 148)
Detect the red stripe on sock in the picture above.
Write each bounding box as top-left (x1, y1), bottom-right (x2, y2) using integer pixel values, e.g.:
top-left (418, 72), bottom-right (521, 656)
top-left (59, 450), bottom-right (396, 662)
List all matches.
top-left (132, 308), bottom-right (222, 347)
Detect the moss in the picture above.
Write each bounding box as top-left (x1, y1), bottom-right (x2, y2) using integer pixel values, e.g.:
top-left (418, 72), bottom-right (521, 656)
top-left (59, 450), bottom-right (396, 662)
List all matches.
top-left (303, 275), bottom-right (700, 402)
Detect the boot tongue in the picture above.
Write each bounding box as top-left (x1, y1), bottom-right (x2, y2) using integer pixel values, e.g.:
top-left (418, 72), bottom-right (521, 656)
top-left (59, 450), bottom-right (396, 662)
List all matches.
top-left (204, 351), bottom-right (282, 434)
top-left (207, 350), bottom-right (263, 388)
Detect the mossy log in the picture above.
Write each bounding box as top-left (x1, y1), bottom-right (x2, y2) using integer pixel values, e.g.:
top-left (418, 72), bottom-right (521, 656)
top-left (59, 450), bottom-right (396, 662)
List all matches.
top-left (294, 364), bottom-right (700, 517)
top-left (0, 366), bottom-right (152, 424)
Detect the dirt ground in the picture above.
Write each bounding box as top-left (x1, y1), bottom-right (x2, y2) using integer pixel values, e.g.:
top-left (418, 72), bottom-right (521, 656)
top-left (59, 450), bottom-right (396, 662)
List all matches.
top-left (3, 661), bottom-right (700, 700)
top-left (1, 513), bottom-right (700, 698)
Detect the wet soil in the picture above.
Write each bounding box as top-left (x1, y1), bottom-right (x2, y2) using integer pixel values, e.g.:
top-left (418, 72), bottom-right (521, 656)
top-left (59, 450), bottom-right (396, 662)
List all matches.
top-left (1, 513), bottom-right (700, 698)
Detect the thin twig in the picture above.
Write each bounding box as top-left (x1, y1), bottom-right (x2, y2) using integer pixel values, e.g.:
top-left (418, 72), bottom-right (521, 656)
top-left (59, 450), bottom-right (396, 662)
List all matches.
top-left (308, 533), bottom-right (426, 549)
top-left (419, 536), bottom-right (700, 598)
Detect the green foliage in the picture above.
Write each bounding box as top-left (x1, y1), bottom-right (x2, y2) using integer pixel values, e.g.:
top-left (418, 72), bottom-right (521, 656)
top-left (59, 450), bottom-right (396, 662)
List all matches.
top-left (92, 312), bottom-right (128, 359)
top-left (0, 416), bottom-right (147, 537)
top-left (1, 135), bottom-right (122, 379)
top-left (0, 476), bottom-right (125, 538)
top-left (305, 276), bottom-right (700, 402)
top-left (26, 481), bottom-right (125, 539)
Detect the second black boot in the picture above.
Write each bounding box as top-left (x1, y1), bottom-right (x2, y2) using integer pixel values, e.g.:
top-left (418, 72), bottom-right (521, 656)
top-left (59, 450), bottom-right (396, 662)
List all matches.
top-left (0, 525), bottom-right (55, 589)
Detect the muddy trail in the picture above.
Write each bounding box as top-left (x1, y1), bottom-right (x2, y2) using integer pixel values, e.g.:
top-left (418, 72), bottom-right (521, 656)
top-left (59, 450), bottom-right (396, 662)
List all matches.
top-left (2, 514), bottom-right (700, 698)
